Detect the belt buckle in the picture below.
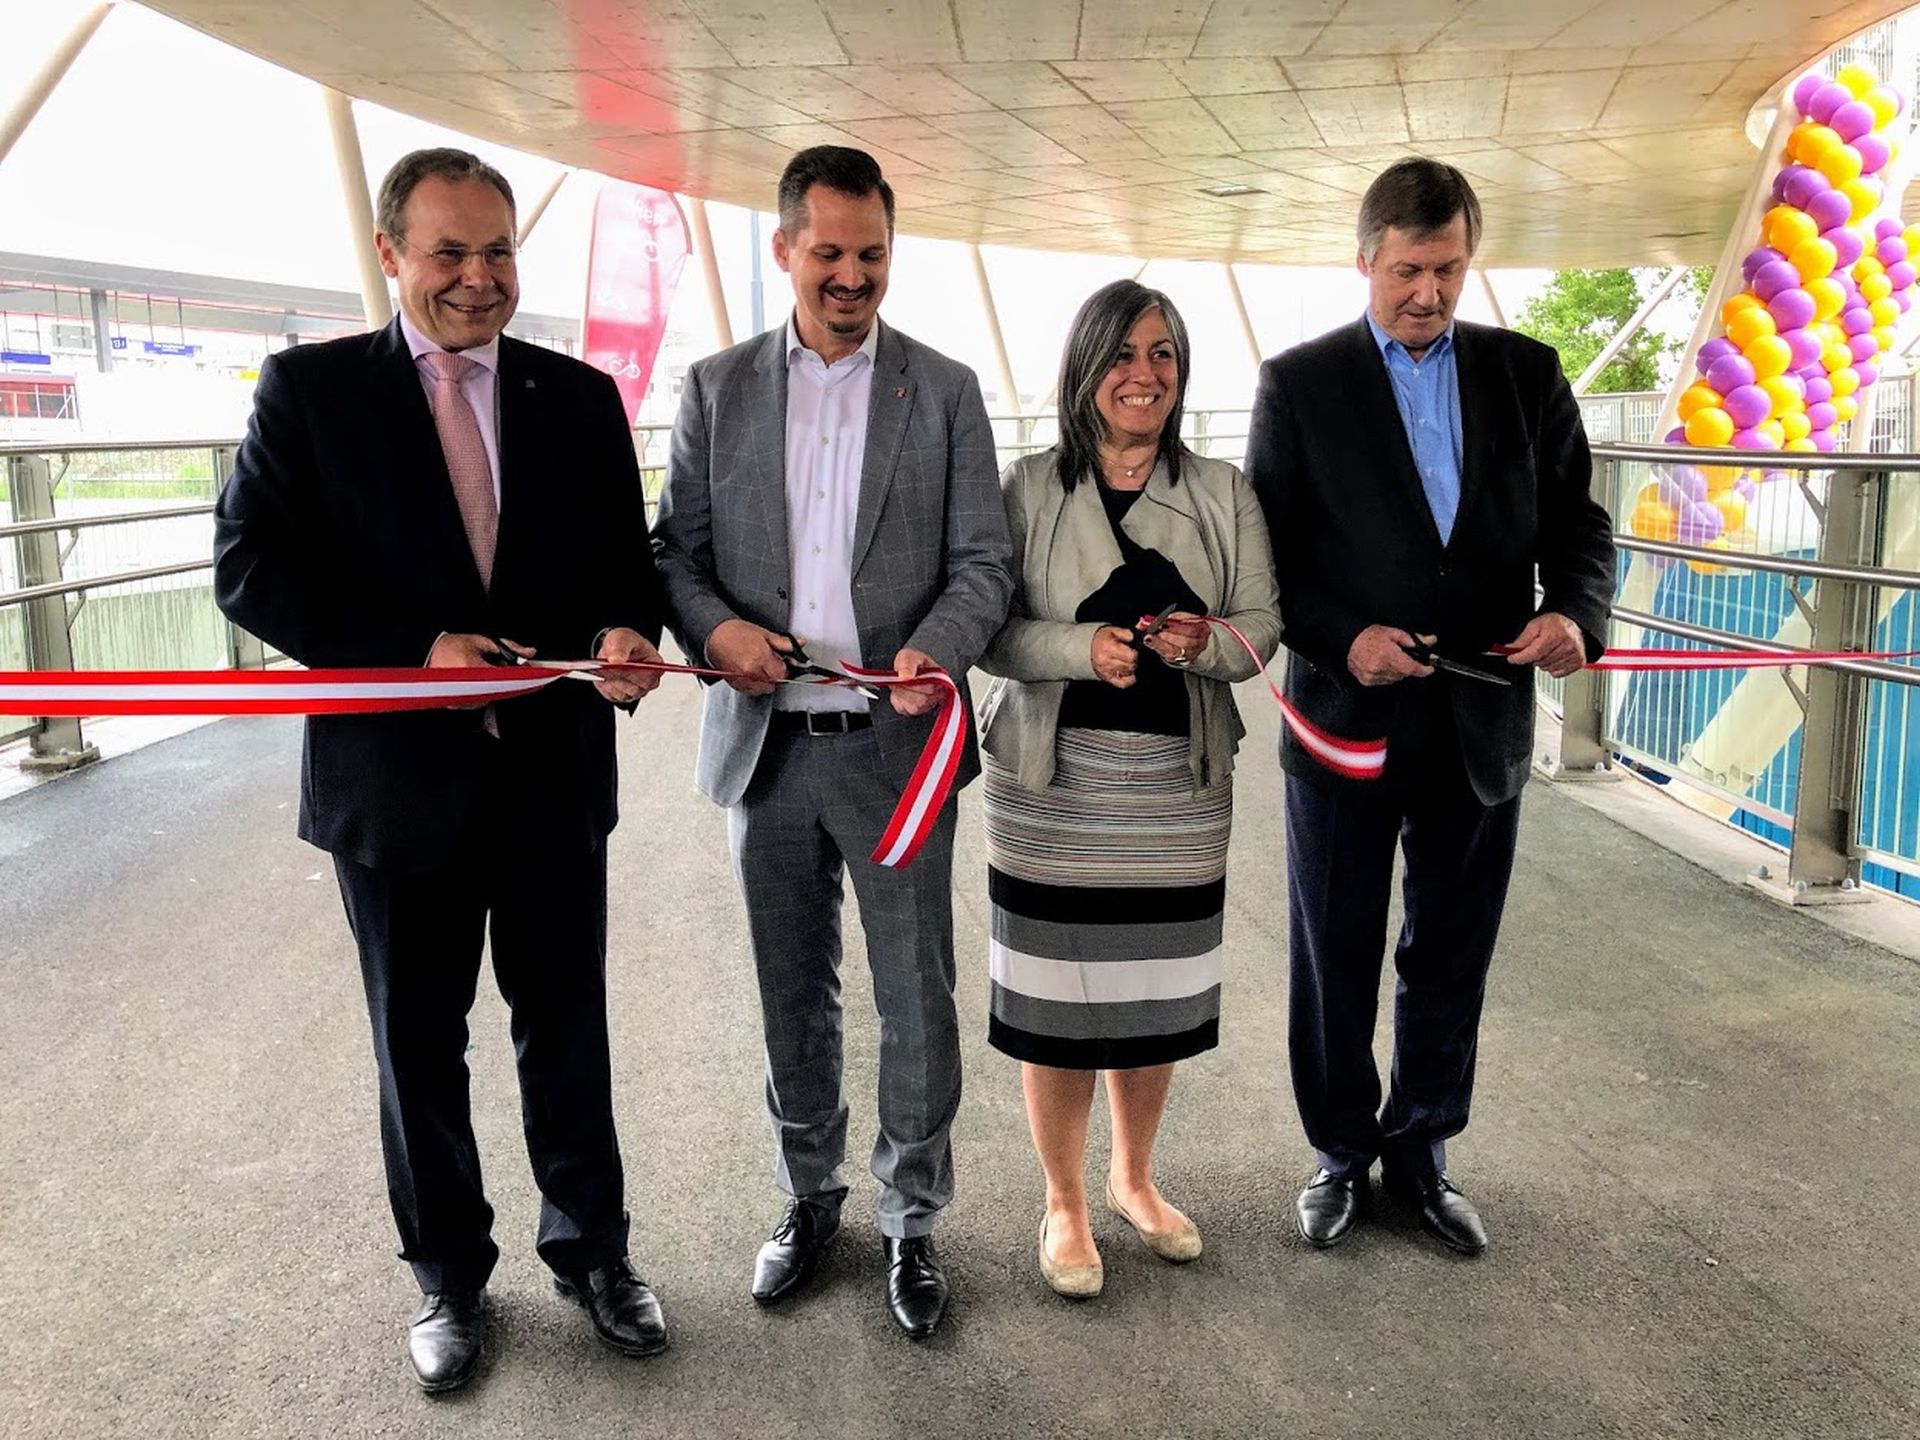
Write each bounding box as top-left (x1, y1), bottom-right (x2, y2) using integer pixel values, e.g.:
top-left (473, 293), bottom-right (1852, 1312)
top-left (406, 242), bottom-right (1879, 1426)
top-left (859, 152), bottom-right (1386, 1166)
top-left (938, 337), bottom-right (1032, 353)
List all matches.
top-left (804, 710), bottom-right (848, 736)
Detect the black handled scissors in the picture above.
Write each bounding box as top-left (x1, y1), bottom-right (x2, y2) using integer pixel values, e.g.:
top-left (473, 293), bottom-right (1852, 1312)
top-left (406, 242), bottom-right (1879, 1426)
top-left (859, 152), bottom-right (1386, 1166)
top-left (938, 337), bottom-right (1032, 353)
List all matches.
top-left (1133, 601), bottom-right (1187, 644)
top-left (781, 636), bottom-right (885, 701)
top-left (1403, 640), bottom-right (1513, 686)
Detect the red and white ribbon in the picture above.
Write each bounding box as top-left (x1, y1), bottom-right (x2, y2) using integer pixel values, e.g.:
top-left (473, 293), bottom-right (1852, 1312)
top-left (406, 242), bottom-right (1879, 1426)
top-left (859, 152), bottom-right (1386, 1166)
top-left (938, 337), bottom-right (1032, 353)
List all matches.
top-left (0, 656), bottom-right (966, 870)
top-left (1192, 615), bottom-right (1388, 782)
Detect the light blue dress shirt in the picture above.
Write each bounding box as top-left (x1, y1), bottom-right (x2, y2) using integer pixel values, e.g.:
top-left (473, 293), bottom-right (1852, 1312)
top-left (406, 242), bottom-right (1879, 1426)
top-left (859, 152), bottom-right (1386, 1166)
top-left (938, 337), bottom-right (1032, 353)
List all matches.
top-left (1367, 313), bottom-right (1463, 544)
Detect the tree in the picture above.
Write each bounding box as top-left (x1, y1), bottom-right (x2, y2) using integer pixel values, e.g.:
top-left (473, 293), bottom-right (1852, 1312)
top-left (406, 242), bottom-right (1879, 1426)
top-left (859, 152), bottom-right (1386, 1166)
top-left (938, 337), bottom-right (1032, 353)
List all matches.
top-left (1513, 267), bottom-right (1711, 393)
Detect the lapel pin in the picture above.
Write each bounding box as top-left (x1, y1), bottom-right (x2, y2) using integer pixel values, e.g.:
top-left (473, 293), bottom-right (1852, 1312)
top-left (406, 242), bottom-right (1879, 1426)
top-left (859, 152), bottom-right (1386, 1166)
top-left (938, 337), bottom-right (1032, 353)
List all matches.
top-left (525, 378), bottom-right (536, 388)
top-left (894, 387), bottom-right (907, 399)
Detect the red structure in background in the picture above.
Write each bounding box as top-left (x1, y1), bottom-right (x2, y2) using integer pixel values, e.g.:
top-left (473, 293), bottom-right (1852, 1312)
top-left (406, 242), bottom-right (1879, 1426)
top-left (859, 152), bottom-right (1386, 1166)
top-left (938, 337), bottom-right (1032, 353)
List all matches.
top-left (581, 181), bottom-right (690, 426)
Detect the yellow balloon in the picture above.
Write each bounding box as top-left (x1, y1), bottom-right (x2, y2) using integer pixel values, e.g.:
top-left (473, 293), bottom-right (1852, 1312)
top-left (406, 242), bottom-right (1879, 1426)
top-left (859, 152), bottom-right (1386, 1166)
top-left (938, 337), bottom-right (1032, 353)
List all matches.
top-left (1722, 291), bottom-right (1764, 325)
top-left (1678, 382), bottom-right (1723, 420)
top-left (1630, 498), bottom-right (1678, 542)
top-left (1782, 412), bottom-right (1813, 441)
top-left (1904, 225), bottom-right (1920, 255)
top-left (1836, 62), bottom-right (1877, 99)
top-left (1790, 236), bottom-right (1839, 282)
top-left (1688, 537), bottom-right (1733, 577)
top-left (1807, 277), bottom-right (1847, 320)
top-left (1746, 333), bottom-right (1792, 379)
top-left (1867, 86), bottom-right (1901, 127)
top-left (1686, 407), bottom-right (1735, 448)
top-left (1757, 419), bottom-right (1786, 448)
top-left (1703, 465), bottom-right (1738, 495)
top-left (1874, 324), bottom-right (1897, 352)
top-left (1831, 368), bottom-right (1860, 398)
top-left (1715, 493), bottom-right (1749, 531)
top-left (1843, 179), bottom-right (1881, 223)
top-left (1818, 143), bottom-right (1865, 187)
top-left (1823, 342), bottom-right (1855, 373)
top-left (1834, 393), bottom-right (1860, 422)
top-left (1870, 296), bottom-right (1900, 328)
top-left (1760, 375), bottom-right (1804, 418)
top-left (1765, 205), bottom-right (1820, 254)
top-left (1813, 320), bottom-right (1845, 348)
top-left (1789, 124), bottom-right (1842, 167)
top-left (1727, 307), bottom-right (1778, 349)
top-left (1862, 273), bottom-right (1894, 303)
top-left (1787, 437), bottom-right (1818, 452)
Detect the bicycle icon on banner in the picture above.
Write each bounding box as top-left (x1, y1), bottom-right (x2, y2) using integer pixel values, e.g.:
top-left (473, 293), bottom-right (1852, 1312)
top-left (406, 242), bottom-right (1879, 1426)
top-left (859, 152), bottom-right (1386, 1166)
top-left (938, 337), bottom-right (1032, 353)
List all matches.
top-left (604, 355), bottom-right (645, 379)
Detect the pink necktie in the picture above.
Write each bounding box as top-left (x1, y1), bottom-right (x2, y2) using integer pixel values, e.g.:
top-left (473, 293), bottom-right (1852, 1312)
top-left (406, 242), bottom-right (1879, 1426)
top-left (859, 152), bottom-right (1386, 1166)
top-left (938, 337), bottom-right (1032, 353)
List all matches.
top-left (422, 350), bottom-right (497, 590)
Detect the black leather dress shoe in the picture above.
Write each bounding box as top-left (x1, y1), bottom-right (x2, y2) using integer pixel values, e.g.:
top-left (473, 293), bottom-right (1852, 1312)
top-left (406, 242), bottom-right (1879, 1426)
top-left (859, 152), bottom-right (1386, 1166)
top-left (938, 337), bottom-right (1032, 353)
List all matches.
top-left (1384, 1169), bottom-right (1488, 1255)
top-left (1296, 1167), bottom-right (1371, 1248)
top-left (752, 1196), bottom-right (841, 1305)
top-left (407, 1290), bottom-right (484, 1393)
top-left (883, 1235), bottom-right (950, 1339)
top-left (554, 1258), bottom-right (669, 1355)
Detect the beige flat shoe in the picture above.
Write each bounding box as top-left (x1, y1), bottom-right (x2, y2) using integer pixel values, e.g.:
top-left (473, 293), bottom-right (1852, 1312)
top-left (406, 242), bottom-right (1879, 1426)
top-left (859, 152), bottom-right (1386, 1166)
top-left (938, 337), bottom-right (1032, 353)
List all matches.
top-left (1105, 1181), bottom-right (1203, 1263)
top-left (1038, 1214), bottom-right (1104, 1298)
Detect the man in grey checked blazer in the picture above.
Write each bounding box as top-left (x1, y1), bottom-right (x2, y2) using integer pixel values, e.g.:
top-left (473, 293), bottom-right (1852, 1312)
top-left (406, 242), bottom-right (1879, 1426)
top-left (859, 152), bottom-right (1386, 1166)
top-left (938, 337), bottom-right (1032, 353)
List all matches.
top-left (653, 147), bottom-right (1012, 1338)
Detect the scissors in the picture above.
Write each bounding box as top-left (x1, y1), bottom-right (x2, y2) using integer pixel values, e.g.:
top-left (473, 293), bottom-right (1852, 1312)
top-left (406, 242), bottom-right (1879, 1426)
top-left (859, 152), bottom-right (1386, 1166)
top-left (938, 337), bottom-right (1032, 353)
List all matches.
top-left (1133, 602), bottom-right (1188, 644)
top-left (1403, 640), bottom-right (1513, 686)
top-left (780, 636), bottom-right (885, 701)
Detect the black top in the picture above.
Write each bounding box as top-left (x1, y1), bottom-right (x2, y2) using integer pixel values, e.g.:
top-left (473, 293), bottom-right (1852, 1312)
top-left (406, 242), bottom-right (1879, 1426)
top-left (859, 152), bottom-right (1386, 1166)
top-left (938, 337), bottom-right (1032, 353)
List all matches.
top-left (1058, 483), bottom-right (1207, 737)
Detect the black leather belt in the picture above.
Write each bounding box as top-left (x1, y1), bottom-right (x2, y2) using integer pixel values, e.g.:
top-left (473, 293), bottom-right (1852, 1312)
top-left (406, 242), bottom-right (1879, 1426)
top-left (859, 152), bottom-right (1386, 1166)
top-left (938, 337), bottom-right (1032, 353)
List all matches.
top-left (770, 709), bottom-right (873, 735)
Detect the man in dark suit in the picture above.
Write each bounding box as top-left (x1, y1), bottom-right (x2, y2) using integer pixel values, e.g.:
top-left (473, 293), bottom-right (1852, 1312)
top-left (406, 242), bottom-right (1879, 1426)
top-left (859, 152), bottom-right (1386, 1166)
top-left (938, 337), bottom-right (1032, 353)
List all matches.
top-left (1245, 157), bottom-right (1614, 1256)
top-left (214, 148), bottom-right (670, 1391)
top-left (653, 147), bottom-right (1012, 1338)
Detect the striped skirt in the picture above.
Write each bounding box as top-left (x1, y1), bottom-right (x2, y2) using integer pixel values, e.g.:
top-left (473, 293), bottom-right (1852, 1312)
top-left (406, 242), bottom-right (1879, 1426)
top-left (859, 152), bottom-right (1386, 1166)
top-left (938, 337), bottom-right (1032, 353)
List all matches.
top-left (984, 728), bottom-right (1232, 1070)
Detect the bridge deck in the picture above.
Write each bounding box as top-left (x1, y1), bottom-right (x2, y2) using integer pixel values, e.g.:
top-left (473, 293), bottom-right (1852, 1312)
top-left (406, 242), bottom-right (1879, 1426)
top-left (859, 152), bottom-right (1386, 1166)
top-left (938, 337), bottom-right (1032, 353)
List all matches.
top-left (2, 680), bottom-right (1916, 1439)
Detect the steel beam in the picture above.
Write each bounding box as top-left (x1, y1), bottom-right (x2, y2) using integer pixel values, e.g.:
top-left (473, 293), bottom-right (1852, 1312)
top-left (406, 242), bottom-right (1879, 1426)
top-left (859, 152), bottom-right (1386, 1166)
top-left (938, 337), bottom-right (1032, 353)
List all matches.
top-left (321, 88), bottom-right (393, 330)
top-left (0, 3), bottom-right (114, 169)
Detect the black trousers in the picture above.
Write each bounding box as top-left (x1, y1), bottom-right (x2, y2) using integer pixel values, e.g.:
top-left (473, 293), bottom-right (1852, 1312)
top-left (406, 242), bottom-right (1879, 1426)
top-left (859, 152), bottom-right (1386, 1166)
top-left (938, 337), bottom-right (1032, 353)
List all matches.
top-left (334, 831), bottom-right (628, 1294)
top-left (1284, 722), bottom-right (1522, 1181)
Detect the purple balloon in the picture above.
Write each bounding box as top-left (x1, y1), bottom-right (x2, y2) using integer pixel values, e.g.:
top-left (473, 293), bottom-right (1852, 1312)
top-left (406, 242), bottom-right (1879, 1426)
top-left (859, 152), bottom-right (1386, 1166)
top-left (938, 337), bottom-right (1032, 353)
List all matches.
top-left (1771, 170), bottom-right (1793, 203)
top-left (1793, 73), bottom-right (1825, 115)
top-left (1696, 337), bottom-right (1740, 374)
top-left (1876, 216), bottom-right (1904, 241)
top-left (1857, 134), bottom-right (1892, 175)
top-left (1679, 499), bottom-right (1727, 542)
top-left (1742, 246), bottom-right (1782, 282)
top-left (1724, 384), bottom-right (1773, 428)
top-left (1842, 304), bottom-right (1875, 335)
top-left (1805, 376), bottom-right (1834, 404)
top-left (1889, 260), bottom-right (1918, 289)
top-left (1811, 81), bottom-right (1853, 124)
top-left (1899, 290), bottom-right (1915, 313)
top-left (1769, 288), bottom-right (1817, 331)
top-left (1654, 474), bottom-right (1689, 508)
top-left (1812, 427), bottom-right (1839, 452)
top-left (1664, 425), bottom-right (1688, 444)
top-left (1807, 188), bottom-right (1852, 231)
top-left (1832, 99), bottom-right (1876, 141)
top-left (1671, 466), bottom-right (1708, 501)
top-left (1783, 168), bottom-right (1831, 210)
top-left (1827, 228), bottom-right (1866, 269)
top-left (1857, 358), bottom-right (1881, 387)
top-left (1784, 327), bottom-right (1824, 368)
top-left (1808, 400), bottom-right (1839, 429)
top-left (1753, 259), bottom-right (1801, 300)
top-left (1732, 428), bottom-right (1775, 452)
top-left (1877, 235), bottom-right (1908, 266)
top-left (1850, 332), bottom-right (1881, 363)
top-left (1706, 354), bottom-right (1757, 394)
top-left (1734, 477), bottom-right (1759, 502)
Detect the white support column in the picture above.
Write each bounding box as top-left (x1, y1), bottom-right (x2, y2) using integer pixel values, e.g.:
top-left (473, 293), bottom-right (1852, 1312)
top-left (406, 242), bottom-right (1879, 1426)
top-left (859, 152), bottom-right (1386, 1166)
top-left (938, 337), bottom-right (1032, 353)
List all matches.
top-left (322, 88), bottom-right (392, 330)
top-left (0, 2), bottom-right (113, 169)
top-left (1223, 261), bottom-right (1261, 364)
top-left (686, 197), bottom-right (734, 350)
top-left (516, 168), bottom-right (570, 248)
top-left (1573, 266), bottom-right (1687, 394)
top-left (970, 244), bottom-right (1021, 416)
top-left (1476, 268), bottom-right (1508, 328)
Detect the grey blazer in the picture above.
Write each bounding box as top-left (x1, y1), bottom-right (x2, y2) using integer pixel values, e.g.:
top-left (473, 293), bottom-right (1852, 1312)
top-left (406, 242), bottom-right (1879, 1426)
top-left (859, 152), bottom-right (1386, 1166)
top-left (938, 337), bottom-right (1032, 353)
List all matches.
top-left (978, 450), bottom-right (1282, 793)
top-left (652, 320), bottom-right (1014, 808)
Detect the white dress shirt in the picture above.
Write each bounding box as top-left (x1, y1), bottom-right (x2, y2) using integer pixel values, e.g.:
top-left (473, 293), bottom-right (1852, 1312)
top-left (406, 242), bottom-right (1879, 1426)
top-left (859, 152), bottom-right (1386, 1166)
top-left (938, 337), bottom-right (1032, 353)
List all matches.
top-left (400, 310), bottom-right (503, 506)
top-left (776, 316), bottom-right (877, 714)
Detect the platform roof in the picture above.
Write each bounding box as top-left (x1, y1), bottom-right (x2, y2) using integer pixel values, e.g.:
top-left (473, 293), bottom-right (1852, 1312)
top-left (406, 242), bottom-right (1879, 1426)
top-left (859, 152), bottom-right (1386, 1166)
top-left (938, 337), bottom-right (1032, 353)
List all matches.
top-left (143, 1), bottom-right (1908, 267)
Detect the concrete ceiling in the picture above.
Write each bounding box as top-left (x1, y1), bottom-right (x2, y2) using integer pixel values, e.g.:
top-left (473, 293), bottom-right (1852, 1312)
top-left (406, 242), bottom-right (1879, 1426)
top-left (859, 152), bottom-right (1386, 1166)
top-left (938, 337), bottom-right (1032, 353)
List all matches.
top-left (142, 1), bottom-right (1908, 267)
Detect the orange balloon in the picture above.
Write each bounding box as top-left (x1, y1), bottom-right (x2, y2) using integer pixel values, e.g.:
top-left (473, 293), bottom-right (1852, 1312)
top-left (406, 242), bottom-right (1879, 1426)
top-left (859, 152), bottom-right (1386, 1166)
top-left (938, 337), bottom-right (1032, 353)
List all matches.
top-left (1727, 307), bottom-right (1778, 349)
top-left (1630, 498), bottom-right (1678, 542)
top-left (1703, 465), bottom-right (1738, 496)
top-left (1745, 333), bottom-right (1792, 380)
top-left (1688, 537), bottom-right (1733, 577)
top-left (1686, 407), bottom-right (1735, 447)
top-left (1765, 206), bottom-right (1820, 254)
top-left (1678, 382), bottom-right (1723, 420)
top-left (1789, 124), bottom-right (1842, 168)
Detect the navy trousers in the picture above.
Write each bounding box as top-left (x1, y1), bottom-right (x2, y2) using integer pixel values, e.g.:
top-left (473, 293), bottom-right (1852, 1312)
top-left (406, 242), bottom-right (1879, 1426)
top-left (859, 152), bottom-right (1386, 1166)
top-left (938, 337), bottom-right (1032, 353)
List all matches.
top-left (1284, 728), bottom-right (1522, 1180)
top-left (334, 829), bottom-right (629, 1294)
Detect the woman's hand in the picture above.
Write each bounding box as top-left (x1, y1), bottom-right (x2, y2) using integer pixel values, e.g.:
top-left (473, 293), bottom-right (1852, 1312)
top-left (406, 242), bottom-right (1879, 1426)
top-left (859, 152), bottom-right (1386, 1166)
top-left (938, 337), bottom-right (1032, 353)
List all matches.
top-left (1091, 626), bottom-right (1139, 688)
top-left (1142, 612), bottom-right (1209, 669)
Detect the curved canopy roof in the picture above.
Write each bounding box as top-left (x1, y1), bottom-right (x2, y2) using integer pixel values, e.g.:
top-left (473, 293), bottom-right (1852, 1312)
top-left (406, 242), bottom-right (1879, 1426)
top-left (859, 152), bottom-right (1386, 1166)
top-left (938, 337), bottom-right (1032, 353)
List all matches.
top-left (144, 1), bottom-right (1906, 267)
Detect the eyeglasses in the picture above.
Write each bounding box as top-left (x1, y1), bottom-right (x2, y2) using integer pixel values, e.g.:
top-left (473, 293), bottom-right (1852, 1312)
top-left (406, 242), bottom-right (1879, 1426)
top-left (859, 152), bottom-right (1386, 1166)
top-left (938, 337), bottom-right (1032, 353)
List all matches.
top-left (396, 239), bottom-right (518, 272)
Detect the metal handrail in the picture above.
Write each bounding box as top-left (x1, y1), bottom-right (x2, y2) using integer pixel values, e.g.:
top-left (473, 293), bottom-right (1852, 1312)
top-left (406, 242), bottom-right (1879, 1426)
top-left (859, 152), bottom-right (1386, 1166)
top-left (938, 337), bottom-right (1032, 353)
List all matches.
top-left (1614, 604), bottom-right (1920, 686)
top-left (1, 560), bottom-right (213, 608)
top-left (1614, 534), bottom-right (1920, 590)
top-left (1590, 441), bottom-right (1920, 472)
top-left (0, 437), bottom-right (242, 458)
top-left (0, 502), bottom-right (215, 540)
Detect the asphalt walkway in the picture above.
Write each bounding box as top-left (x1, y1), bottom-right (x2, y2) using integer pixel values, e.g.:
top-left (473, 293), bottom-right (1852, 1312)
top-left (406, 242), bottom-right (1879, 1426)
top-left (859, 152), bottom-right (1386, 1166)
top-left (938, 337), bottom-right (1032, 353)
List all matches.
top-left (2, 678), bottom-right (1916, 1439)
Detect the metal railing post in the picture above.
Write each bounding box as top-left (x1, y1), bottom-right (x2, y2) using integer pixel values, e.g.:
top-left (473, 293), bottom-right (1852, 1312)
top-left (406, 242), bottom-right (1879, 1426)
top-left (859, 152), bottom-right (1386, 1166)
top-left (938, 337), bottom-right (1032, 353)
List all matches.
top-left (1776, 468), bottom-right (1876, 899)
top-left (211, 444), bottom-right (265, 670)
top-left (1541, 454), bottom-right (1616, 779)
top-left (9, 453), bottom-right (98, 771)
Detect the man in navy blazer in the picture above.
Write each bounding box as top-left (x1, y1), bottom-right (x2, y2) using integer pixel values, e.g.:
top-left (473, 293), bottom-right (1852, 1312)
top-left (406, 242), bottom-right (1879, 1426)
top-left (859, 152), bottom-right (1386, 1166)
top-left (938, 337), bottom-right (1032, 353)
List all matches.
top-left (1245, 158), bottom-right (1614, 1256)
top-left (214, 148), bottom-right (669, 1391)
